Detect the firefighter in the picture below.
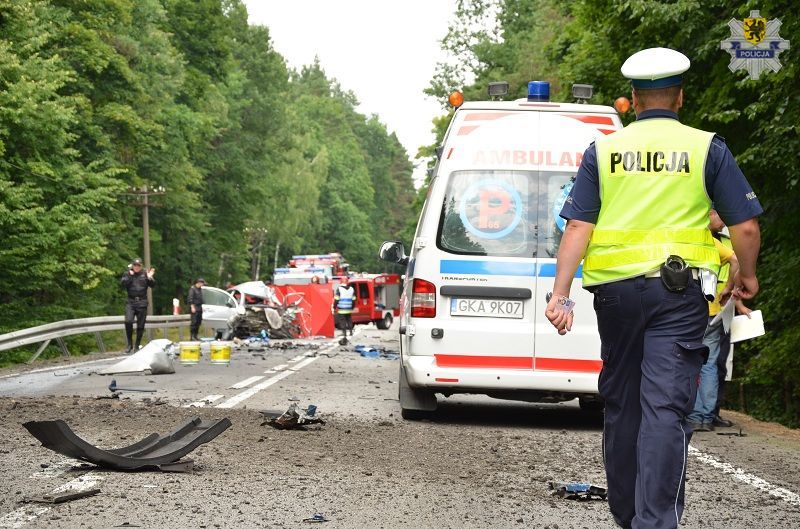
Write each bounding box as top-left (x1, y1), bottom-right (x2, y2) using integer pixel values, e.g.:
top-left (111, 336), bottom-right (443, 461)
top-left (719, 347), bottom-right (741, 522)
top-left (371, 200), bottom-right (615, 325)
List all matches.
top-left (121, 257), bottom-right (155, 354)
top-left (545, 47), bottom-right (762, 528)
top-left (334, 276), bottom-right (356, 339)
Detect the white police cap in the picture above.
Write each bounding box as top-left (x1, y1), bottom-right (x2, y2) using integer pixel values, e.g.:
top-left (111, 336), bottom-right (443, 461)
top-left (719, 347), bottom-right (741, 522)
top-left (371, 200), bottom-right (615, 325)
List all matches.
top-left (621, 47), bottom-right (690, 89)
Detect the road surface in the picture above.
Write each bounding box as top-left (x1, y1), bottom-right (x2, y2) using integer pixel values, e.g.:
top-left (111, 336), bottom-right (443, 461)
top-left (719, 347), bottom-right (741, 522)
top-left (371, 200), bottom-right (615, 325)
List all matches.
top-left (1, 325), bottom-right (799, 528)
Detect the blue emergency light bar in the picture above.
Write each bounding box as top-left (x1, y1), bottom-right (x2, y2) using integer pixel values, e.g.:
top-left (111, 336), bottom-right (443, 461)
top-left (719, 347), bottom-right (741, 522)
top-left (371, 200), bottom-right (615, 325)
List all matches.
top-left (274, 268), bottom-right (291, 273)
top-left (527, 81), bottom-right (550, 102)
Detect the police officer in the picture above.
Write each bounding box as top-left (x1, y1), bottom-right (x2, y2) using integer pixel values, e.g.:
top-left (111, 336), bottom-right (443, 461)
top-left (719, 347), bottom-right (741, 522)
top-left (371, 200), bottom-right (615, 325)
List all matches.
top-left (545, 48), bottom-right (762, 529)
top-left (187, 278), bottom-right (205, 341)
top-left (333, 276), bottom-right (357, 339)
top-left (121, 257), bottom-right (155, 354)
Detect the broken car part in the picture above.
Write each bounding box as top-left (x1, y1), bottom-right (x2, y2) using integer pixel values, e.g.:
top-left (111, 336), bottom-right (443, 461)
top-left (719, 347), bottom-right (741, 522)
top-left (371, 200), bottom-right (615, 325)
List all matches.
top-left (261, 403), bottom-right (324, 430)
top-left (23, 417), bottom-right (231, 471)
top-left (548, 482), bottom-right (607, 501)
top-left (108, 379), bottom-right (157, 393)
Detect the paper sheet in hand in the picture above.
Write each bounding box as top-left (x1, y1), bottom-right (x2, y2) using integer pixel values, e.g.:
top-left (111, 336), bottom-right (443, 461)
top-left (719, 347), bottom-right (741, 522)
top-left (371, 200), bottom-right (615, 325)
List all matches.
top-left (730, 310), bottom-right (765, 343)
top-left (710, 299), bottom-right (736, 333)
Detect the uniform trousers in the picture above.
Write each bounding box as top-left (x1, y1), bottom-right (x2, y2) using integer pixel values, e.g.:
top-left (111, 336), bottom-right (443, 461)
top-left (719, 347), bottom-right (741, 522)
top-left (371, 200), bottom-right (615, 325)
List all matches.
top-left (593, 276), bottom-right (708, 529)
top-left (124, 299), bottom-right (148, 349)
top-left (190, 309), bottom-right (203, 339)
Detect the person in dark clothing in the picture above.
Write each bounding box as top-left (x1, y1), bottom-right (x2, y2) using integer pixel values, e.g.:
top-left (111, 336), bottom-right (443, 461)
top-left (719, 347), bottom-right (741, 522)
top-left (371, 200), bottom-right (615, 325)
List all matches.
top-left (121, 257), bottom-right (155, 354)
top-left (187, 278), bottom-right (205, 341)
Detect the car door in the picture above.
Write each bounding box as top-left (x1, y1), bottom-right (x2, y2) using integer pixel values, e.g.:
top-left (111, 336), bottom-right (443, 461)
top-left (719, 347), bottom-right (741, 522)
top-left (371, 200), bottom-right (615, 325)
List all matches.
top-left (201, 286), bottom-right (241, 335)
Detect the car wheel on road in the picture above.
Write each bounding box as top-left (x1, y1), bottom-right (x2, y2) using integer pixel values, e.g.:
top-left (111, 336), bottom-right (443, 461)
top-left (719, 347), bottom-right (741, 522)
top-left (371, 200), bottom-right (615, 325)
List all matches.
top-left (376, 313), bottom-right (393, 330)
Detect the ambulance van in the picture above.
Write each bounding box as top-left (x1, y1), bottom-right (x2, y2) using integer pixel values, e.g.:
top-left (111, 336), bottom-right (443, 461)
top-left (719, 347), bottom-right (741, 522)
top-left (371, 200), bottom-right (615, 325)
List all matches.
top-left (379, 82), bottom-right (624, 419)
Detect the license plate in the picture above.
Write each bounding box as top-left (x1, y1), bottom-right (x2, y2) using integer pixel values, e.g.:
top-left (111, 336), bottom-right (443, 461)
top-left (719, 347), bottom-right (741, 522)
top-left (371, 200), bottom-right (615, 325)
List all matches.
top-left (450, 298), bottom-right (524, 319)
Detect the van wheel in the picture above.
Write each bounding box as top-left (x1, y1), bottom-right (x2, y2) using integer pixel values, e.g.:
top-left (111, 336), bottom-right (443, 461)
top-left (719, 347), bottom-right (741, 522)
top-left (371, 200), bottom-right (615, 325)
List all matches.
top-left (376, 313), bottom-right (393, 330)
top-left (399, 364), bottom-right (436, 420)
top-left (579, 397), bottom-right (604, 413)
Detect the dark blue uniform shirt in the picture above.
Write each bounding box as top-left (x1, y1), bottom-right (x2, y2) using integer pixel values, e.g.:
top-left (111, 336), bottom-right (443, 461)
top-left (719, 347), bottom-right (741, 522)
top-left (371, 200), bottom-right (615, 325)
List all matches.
top-left (560, 109), bottom-right (763, 226)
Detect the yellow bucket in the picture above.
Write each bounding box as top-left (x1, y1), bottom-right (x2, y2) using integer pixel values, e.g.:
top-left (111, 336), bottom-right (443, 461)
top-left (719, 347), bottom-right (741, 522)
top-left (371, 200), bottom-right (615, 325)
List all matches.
top-left (179, 342), bottom-right (201, 365)
top-left (210, 341), bottom-right (231, 365)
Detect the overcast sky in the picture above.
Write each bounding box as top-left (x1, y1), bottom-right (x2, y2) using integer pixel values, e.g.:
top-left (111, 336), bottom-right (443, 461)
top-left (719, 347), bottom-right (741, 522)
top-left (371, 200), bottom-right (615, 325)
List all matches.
top-left (242, 0), bottom-right (458, 186)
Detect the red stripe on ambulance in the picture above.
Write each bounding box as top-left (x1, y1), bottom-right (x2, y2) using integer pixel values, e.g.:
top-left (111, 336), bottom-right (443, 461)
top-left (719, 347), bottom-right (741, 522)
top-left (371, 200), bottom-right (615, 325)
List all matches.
top-left (435, 354), bottom-right (602, 373)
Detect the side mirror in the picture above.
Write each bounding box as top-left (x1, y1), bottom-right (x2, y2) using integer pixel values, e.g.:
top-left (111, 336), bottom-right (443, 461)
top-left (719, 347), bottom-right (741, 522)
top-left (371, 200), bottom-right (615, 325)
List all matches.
top-left (379, 241), bottom-right (409, 266)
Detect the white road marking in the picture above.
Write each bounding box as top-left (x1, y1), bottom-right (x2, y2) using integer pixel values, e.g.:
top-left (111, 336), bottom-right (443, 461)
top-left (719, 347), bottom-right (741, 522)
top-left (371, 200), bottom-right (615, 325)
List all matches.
top-left (216, 356), bottom-right (320, 409)
top-left (0, 356), bottom-right (124, 380)
top-left (288, 354), bottom-right (307, 363)
top-left (229, 376), bottom-right (264, 389)
top-left (0, 473), bottom-right (102, 528)
top-left (215, 339), bottom-right (340, 409)
top-left (182, 394), bottom-right (225, 408)
top-left (28, 460), bottom-right (75, 480)
top-left (689, 446), bottom-right (800, 507)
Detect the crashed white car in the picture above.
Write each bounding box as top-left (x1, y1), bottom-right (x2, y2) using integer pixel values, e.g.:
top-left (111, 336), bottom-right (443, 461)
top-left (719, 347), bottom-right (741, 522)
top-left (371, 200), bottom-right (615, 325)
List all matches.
top-left (201, 286), bottom-right (245, 339)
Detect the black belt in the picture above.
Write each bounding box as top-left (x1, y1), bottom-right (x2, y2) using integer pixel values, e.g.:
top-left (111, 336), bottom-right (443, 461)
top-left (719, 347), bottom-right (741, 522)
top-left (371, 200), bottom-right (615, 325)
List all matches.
top-left (128, 296), bottom-right (145, 301)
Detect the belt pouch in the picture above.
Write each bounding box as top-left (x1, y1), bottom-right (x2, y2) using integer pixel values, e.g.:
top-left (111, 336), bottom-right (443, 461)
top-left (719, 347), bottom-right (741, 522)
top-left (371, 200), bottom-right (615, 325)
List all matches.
top-left (660, 255), bottom-right (691, 292)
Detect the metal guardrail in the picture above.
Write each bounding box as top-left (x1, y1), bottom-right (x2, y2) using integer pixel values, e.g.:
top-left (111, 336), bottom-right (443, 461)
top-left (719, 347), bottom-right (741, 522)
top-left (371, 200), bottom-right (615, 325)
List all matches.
top-left (0, 315), bottom-right (191, 363)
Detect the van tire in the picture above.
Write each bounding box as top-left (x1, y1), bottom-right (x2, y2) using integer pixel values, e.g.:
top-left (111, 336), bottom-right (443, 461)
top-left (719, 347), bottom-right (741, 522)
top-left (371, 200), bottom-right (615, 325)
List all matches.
top-left (376, 313), bottom-right (393, 330)
top-left (579, 397), bottom-right (604, 413)
top-left (399, 365), bottom-right (437, 420)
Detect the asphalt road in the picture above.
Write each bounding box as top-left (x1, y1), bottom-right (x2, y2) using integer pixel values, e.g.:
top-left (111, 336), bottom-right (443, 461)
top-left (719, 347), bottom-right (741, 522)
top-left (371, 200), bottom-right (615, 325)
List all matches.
top-left (1, 325), bottom-right (799, 528)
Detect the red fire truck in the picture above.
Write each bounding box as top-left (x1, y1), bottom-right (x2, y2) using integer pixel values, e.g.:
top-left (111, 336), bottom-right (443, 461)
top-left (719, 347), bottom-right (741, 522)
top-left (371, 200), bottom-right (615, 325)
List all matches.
top-left (345, 273), bottom-right (402, 330)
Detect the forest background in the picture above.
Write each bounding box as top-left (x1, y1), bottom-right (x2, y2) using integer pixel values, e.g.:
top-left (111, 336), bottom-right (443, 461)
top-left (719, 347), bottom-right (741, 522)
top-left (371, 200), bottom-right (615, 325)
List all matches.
top-left (0, 0), bottom-right (416, 344)
top-left (2, 0), bottom-right (799, 427)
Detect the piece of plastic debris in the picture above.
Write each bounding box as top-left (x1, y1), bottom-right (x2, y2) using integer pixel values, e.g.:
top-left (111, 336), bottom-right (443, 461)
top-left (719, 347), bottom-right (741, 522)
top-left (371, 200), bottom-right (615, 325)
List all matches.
top-left (23, 417), bottom-right (231, 471)
top-left (98, 339), bottom-right (175, 375)
top-left (108, 379), bottom-right (157, 393)
top-left (261, 403), bottom-right (325, 430)
top-left (548, 482), bottom-right (607, 501)
top-left (302, 513), bottom-right (329, 523)
top-left (24, 488), bottom-right (101, 504)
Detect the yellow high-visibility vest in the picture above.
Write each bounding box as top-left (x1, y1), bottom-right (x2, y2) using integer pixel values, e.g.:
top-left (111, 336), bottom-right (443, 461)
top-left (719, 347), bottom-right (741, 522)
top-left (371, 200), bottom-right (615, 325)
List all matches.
top-left (583, 118), bottom-right (720, 286)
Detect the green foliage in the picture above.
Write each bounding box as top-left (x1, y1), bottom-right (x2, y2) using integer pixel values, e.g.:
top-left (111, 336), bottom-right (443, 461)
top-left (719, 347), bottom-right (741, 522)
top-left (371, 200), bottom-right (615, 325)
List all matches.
top-left (0, 0), bottom-right (417, 362)
top-left (426, 0), bottom-right (800, 426)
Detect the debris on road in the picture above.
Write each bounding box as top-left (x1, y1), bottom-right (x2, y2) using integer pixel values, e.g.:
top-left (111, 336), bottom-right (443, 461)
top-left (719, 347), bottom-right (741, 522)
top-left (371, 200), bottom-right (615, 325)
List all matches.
top-left (328, 366), bottom-right (344, 374)
top-left (23, 487), bottom-right (101, 504)
top-left (108, 379), bottom-right (157, 394)
top-left (98, 339), bottom-right (175, 375)
top-left (261, 403), bottom-right (325, 430)
top-left (549, 482), bottom-right (607, 501)
top-left (717, 428), bottom-right (747, 437)
top-left (23, 416), bottom-right (232, 472)
top-left (302, 513), bottom-right (330, 523)
top-left (354, 344), bottom-right (399, 360)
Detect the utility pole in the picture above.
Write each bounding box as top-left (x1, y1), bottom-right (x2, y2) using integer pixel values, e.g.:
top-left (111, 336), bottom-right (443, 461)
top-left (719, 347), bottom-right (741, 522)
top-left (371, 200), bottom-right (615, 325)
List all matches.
top-left (127, 185), bottom-right (166, 315)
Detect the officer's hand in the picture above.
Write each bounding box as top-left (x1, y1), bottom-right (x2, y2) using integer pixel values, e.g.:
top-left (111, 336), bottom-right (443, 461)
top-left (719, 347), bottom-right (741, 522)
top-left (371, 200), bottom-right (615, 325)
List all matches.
top-left (733, 271), bottom-right (759, 300)
top-left (147, 267), bottom-right (155, 279)
top-left (129, 269), bottom-right (134, 276)
top-left (545, 293), bottom-right (573, 335)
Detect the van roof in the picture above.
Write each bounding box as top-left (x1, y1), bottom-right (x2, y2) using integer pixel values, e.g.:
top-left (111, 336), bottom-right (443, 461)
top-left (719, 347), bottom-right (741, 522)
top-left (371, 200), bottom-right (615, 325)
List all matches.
top-left (459, 99), bottom-right (617, 114)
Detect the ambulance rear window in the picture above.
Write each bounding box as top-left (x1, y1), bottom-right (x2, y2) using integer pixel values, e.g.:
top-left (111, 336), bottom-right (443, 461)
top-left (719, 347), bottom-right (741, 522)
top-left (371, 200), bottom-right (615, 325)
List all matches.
top-left (436, 170), bottom-right (574, 258)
